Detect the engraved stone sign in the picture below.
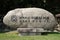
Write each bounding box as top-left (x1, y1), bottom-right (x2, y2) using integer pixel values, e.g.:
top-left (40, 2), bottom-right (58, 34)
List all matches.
top-left (3, 8), bottom-right (57, 35)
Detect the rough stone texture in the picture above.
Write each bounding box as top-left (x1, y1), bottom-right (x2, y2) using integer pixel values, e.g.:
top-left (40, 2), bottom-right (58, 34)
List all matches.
top-left (17, 28), bottom-right (34, 35)
top-left (17, 28), bottom-right (33, 33)
top-left (55, 24), bottom-right (60, 32)
top-left (17, 28), bottom-right (43, 35)
top-left (3, 8), bottom-right (57, 30)
top-left (17, 28), bottom-right (45, 33)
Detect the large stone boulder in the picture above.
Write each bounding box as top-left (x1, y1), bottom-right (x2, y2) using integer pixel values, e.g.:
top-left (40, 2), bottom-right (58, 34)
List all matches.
top-left (3, 8), bottom-right (57, 30)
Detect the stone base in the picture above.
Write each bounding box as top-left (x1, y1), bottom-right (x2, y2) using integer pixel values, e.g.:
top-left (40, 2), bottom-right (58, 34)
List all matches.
top-left (18, 32), bottom-right (42, 36)
top-left (17, 28), bottom-right (47, 36)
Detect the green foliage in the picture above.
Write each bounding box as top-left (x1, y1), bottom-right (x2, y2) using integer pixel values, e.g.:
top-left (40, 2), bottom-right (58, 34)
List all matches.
top-left (0, 0), bottom-right (60, 15)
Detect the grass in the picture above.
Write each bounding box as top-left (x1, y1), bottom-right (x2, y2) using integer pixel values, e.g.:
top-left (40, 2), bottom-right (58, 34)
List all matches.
top-left (0, 31), bottom-right (60, 40)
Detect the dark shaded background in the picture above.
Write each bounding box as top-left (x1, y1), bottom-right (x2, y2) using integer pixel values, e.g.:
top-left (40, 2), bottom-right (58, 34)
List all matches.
top-left (0, 0), bottom-right (60, 32)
